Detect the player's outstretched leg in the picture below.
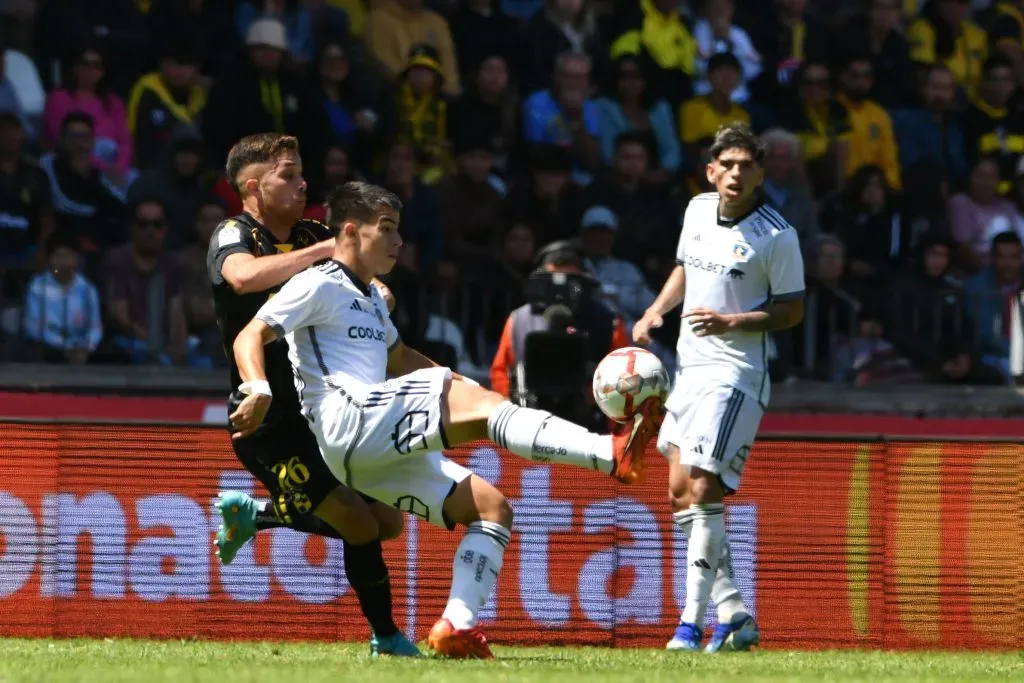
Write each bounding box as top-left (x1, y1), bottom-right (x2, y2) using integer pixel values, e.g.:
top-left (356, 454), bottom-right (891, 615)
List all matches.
top-left (665, 444), bottom-right (758, 652)
top-left (427, 474), bottom-right (514, 659)
top-left (443, 379), bottom-right (664, 484)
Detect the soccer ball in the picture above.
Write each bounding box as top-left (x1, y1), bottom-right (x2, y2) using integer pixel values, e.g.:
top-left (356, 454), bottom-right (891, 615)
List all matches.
top-left (592, 347), bottom-right (669, 422)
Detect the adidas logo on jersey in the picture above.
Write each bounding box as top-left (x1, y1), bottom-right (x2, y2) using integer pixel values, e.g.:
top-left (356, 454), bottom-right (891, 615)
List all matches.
top-left (350, 300), bottom-right (364, 312)
top-left (691, 233), bottom-right (701, 242)
top-left (691, 444), bottom-right (704, 455)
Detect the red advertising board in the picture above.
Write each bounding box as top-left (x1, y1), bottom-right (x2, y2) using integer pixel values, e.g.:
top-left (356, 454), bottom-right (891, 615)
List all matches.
top-left (0, 422), bottom-right (1020, 649)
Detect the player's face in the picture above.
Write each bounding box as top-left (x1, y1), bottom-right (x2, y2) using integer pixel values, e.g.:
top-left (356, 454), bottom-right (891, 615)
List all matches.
top-left (357, 208), bottom-right (403, 275)
top-left (259, 151), bottom-right (307, 221)
top-left (707, 147), bottom-right (763, 205)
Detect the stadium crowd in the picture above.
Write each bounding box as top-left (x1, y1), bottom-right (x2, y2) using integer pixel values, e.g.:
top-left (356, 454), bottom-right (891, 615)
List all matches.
top-left (1, 0), bottom-right (1023, 385)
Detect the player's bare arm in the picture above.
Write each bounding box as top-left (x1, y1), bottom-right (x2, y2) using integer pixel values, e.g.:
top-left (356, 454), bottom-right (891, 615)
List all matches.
top-left (634, 265), bottom-right (686, 345)
top-left (229, 318), bottom-right (279, 439)
top-left (221, 241), bottom-right (335, 294)
top-left (684, 298), bottom-right (804, 337)
top-left (386, 340), bottom-right (477, 384)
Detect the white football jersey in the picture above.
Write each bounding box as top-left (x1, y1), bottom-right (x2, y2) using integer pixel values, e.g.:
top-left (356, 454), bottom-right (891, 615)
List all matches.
top-left (674, 192), bottom-right (804, 406)
top-left (254, 260), bottom-right (400, 429)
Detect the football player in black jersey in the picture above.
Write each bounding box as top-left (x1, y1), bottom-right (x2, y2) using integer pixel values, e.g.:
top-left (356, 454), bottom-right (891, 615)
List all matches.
top-left (207, 133), bottom-right (418, 656)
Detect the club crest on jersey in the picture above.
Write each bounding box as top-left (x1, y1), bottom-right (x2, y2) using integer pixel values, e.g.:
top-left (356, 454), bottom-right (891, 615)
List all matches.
top-left (733, 243), bottom-right (751, 263)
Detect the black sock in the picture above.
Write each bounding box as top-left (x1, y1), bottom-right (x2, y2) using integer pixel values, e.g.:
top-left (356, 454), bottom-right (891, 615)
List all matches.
top-left (344, 539), bottom-right (398, 637)
top-left (254, 501), bottom-right (288, 531)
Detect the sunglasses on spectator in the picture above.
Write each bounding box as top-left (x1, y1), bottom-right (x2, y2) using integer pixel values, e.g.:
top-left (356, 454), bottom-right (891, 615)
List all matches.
top-left (135, 218), bottom-right (166, 230)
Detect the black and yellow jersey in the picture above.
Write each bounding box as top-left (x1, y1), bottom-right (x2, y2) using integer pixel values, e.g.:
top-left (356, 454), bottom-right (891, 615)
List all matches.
top-left (207, 212), bottom-right (333, 426)
top-left (963, 96), bottom-right (1024, 194)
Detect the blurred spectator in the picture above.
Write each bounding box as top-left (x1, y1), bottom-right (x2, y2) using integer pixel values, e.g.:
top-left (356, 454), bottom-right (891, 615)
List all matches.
top-left (823, 165), bottom-right (912, 287)
top-left (449, 55), bottom-right (518, 174)
top-left (760, 128), bottom-right (819, 247)
top-left (962, 56), bottom-right (1023, 195)
top-left (440, 131), bottom-right (504, 265)
top-left (40, 111), bottom-right (126, 255)
top-left (450, 0), bottom-right (523, 87)
top-left (20, 234), bottom-right (102, 365)
top-left (990, 0), bottom-right (1024, 88)
top-left (53, 0), bottom-right (150, 96)
top-left (506, 144), bottom-right (587, 243)
top-left (382, 45), bottom-right (455, 185)
top-left (178, 197), bottom-right (228, 367)
top-left (949, 155), bottom-right (1017, 270)
top-left (0, 111), bottom-right (51, 298)
top-left (365, 0), bottom-right (462, 97)
top-left (582, 131), bottom-right (679, 272)
top-left (329, 0), bottom-right (368, 40)
top-left (379, 139), bottom-right (446, 274)
top-left (127, 128), bottom-right (213, 248)
top-left (315, 41), bottom-right (380, 170)
top-left (907, 0), bottom-right (987, 95)
top-left (836, 54), bottom-right (902, 190)
top-left (793, 234), bottom-right (860, 379)
top-left (887, 233), bottom-right (1002, 384)
top-left (126, 41), bottom-right (206, 171)
top-left (1, 30), bottom-right (44, 137)
top-left (236, 0), bottom-right (315, 65)
top-left (203, 18), bottom-right (327, 165)
top-left (595, 55), bottom-right (680, 184)
top-left (891, 63), bottom-right (968, 188)
top-left (148, 0), bottom-right (238, 82)
top-left (830, 0), bottom-right (914, 108)
top-left (779, 59), bottom-right (851, 198)
top-left (522, 51), bottom-right (602, 180)
top-left (578, 205), bottom-right (656, 327)
top-left (691, 0), bottom-right (761, 104)
top-left (832, 308), bottom-right (920, 385)
top-left (524, 0), bottom-right (605, 94)
top-left (679, 52), bottom-right (749, 193)
top-left (42, 44), bottom-right (133, 181)
top-left (102, 198), bottom-right (190, 366)
top-left (964, 230), bottom-right (1024, 381)
top-left (608, 0), bottom-right (696, 109)
top-left (306, 144), bottom-right (365, 221)
top-left (745, 0), bottom-right (828, 105)
top-left (304, 0), bottom-right (353, 61)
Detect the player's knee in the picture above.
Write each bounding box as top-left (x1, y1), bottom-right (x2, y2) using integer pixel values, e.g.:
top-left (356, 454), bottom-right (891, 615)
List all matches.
top-left (669, 488), bottom-right (689, 513)
top-left (688, 468), bottom-right (723, 505)
top-left (373, 504), bottom-right (405, 541)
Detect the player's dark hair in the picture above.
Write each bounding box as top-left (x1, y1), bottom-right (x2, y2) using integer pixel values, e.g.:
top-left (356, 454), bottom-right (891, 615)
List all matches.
top-left (225, 133), bottom-right (300, 195)
top-left (325, 181), bottom-right (403, 228)
top-left (60, 111), bottom-right (95, 134)
top-left (709, 122), bottom-right (765, 165)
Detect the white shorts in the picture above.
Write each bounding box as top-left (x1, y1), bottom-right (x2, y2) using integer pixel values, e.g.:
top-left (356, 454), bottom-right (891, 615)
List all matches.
top-left (318, 366), bottom-right (471, 528)
top-left (658, 382), bottom-right (763, 493)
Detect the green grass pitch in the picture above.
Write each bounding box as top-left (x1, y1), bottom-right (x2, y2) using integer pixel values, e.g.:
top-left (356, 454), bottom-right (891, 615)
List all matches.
top-left (2, 639), bottom-right (1022, 683)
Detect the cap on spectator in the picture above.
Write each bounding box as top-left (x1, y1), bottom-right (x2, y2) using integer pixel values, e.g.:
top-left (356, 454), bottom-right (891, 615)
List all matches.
top-left (404, 44), bottom-right (444, 79)
top-left (580, 206), bottom-right (618, 232)
top-left (246, 18), bottom-right (288, 51)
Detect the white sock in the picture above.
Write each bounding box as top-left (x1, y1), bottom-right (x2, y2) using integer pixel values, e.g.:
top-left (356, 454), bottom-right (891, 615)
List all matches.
top-left (680, 504), bottom-right (726, 625)
top-left (487, 401), bottom-right (613, 474)
top-left (441, 521), bottom-right (512, 630)
top-left (673, 509), bottom-right (748, 623)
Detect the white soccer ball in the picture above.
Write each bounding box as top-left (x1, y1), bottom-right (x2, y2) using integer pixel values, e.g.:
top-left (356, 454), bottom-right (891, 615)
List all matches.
top-left (592, 347), bottom-right (670, 422)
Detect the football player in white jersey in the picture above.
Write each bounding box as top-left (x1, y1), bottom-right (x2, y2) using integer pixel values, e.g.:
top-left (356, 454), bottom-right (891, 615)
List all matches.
top-left (229, 181), bottom-right (664, 659)
top-left (633, 123), bottom-right (805, 652)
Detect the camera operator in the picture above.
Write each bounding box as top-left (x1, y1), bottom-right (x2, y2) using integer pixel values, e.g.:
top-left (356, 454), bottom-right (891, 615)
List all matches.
top-left (489, 239), bottom-right (630, 425)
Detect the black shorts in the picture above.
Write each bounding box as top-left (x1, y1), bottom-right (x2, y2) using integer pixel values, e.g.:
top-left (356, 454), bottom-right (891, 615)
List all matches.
top-left (231, 416), bottom-right (341, 525)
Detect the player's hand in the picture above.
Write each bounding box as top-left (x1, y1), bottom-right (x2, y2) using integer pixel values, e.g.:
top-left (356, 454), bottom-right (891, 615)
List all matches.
top-left (632, 310), bottom-right (664, 345)
top-left (371, 278), bottom-right (396, 313)
top-left (230, 393), bottom-right (272, 440)
top-left (683, 307), bottom-right (735, 337)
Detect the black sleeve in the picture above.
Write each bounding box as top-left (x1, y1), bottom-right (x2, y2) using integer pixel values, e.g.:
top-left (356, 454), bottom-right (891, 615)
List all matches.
top-left (131, 90), bottom-right (165, 170)
top-left (207, 219), bottom-right (257, 285)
